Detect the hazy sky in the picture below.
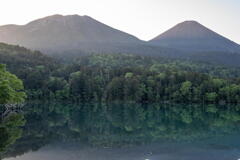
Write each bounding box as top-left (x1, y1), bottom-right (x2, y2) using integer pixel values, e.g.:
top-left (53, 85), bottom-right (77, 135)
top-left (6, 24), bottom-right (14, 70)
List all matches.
top-left (0, 0), bottom-right (239, 43)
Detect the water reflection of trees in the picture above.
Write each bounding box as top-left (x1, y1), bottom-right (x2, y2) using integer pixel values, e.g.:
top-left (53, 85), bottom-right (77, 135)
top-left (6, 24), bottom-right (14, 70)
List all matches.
top-left (3, 102), bottom-right (240, 158)
top-left (0, 113), bottom-right (25, 159)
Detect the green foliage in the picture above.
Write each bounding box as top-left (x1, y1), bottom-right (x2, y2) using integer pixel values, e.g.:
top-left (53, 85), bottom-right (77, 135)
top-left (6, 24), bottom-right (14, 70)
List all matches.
top-left (0, 64), bottom-right (26, 104)
top-left (206, 92), bottom-right (218, 102)
top-left (1, 43), bottom-right (240, 104)
top-left (125, 72), bottom-right (133, 78)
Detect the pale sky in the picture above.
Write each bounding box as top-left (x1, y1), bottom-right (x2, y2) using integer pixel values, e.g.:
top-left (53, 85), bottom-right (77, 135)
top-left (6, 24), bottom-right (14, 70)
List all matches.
top-left (0, 0), bottom-right (239, 43)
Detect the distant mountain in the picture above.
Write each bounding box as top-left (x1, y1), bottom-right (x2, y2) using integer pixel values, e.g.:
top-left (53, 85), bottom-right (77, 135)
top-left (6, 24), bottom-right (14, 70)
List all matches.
top-left (0, 14), bottom-right (146, 53)
top-left (1, 16), bottom-right (240, 66)
top-left (149, 21), bottom-right (240, 53)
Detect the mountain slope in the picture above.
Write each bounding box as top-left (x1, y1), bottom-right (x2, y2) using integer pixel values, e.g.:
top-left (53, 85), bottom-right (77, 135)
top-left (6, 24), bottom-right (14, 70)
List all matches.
top-left (0, 42), bottom-right (60, 93)
top-left (0, 14), bottom-right (144, 53)
top-left (149, 21), bottom-right (240, 53)
top-left (0, 42), bottom-right (57, 76)
top-left (1, 16), bottom-right (240, 66)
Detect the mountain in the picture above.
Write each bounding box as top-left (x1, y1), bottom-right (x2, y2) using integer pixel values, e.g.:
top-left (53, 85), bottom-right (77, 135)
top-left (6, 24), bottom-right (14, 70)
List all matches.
top-left (149, 21), bottom-right (240, 53)
top-left (1, 15), bottom-right (240, 66)
top-left (0, 14), bottom-right (146, 54)
top-left (0, 14), bottom-right (180, 58)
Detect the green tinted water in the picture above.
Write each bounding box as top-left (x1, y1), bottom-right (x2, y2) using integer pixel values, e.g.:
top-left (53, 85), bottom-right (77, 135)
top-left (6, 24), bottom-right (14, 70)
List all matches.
top-left (1, 102), bottom-right (240, 160)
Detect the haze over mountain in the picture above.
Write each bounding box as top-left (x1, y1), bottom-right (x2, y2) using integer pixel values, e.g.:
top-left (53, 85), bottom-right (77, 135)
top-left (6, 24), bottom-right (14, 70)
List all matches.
top-left (1, 15), bottom-right (239, 55)
top-left (0, 14), bottom-right (240, 66)
top-left (0, 14), bottom-right (149, 54)
top-left (150, 21), bottom-right (240, 53)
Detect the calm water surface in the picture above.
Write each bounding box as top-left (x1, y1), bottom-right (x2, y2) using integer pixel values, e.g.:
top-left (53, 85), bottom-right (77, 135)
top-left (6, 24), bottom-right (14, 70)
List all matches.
top-left (1, 102), bottom-right (240, 160)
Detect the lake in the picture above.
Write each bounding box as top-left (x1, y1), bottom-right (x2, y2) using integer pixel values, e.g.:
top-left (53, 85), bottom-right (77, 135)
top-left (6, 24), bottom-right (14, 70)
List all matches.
top-left (1, 102), bottom-right (240, 160)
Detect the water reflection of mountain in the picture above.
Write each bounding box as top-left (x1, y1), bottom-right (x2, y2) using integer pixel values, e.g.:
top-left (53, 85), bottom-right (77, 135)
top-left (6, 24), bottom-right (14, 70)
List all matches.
top-left (2, 102), bottom-right (240, 159)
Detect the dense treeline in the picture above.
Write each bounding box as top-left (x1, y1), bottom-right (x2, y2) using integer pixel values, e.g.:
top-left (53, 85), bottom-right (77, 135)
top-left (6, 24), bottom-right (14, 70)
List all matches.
top-left (77, 54), bottom-right (240, 79)
top-left (29, 54), bottom-right (240, 104)
top-left (1, 43), bottom-right (240, 104)
top-left (46, 65), bottom-right (240, 104)
top-left (0, 43), bottom-right (57, 71)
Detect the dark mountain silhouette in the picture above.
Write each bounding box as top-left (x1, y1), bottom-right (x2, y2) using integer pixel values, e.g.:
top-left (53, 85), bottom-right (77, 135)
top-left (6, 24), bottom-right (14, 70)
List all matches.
top-left (149, 21), bottom-right (240, 53)
top-left (0, 14), bottom-right (179, 57)
top-left (0, 14), bottom-right (139, 47)
top-left (0, 14), bottom-right (145, 53)
top-left (0, 16), bottom-right (240, 66)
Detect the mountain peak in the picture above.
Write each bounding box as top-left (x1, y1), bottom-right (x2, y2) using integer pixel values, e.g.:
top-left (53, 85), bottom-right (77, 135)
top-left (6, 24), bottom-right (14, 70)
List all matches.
top-left (0, 14), bottom-right (141, 52)
top-left (177, 20), bottom-right (210, 29)
top-left (150, 20), bottom-right (240, 52)
top-left (180, 20), bottom-right (200, 25)
top-left (181, 20), bottom-right (200, 24)
top-left (26, 14), bottom-right (94, 26)
top-left (152, 21), bottom-right (213, 40)
top-left (45, 14), bottom-right (64, 19)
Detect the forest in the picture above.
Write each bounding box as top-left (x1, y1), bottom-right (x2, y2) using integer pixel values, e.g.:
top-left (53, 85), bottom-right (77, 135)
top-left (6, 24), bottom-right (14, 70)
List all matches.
top-left (0, 43), bottom-right (240, 104)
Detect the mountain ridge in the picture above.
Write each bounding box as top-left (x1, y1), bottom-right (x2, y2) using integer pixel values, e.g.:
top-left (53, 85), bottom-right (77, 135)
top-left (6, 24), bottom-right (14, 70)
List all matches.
top-left (0, 14), bottom-right (143, 52)
top-left (0, 15), bottom-right (240, 66)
